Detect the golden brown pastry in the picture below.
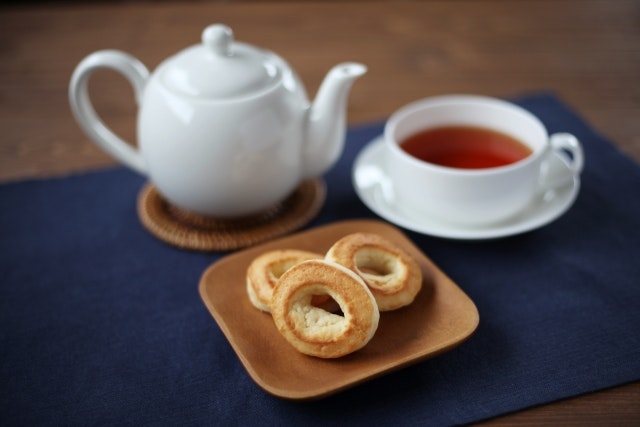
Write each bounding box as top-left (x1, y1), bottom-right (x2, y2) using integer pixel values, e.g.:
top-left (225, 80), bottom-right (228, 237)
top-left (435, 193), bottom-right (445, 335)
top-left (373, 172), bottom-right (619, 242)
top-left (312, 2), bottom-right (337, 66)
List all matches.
top-left (270, 259), bottom-right (379, 358)
top-left (325, 232), bottom-right (422, 311)
top-left (246, 249), bottom-right (324, 312)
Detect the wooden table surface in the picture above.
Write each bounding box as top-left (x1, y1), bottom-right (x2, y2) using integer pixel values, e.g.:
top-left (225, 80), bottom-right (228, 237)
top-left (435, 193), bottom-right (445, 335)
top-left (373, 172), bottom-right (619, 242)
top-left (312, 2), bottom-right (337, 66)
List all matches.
top-left (1, 1), bottom-right (639, 424)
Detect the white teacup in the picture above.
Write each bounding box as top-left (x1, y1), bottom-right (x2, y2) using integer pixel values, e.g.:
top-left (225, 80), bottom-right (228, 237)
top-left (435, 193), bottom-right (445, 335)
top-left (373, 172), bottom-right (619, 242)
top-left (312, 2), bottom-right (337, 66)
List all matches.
top-left (384, 95), bottom-right (584, 226)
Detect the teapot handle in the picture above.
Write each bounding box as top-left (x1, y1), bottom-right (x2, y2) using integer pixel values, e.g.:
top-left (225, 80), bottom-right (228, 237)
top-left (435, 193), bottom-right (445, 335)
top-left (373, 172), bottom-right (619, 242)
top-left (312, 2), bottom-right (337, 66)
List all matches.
top-left (69, 50), bottom-right (149, 175)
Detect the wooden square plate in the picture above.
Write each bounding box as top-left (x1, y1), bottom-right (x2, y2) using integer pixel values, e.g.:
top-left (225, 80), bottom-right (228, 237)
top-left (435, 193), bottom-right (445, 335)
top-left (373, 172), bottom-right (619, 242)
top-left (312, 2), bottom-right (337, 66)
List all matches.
top-left (198, 219), bottom-right (479, 400)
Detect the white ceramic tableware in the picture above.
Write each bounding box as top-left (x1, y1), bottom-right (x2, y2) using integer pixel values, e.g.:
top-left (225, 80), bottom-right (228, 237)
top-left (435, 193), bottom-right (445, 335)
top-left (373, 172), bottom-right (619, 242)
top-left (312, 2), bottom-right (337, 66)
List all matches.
top-left (353, 136), bottom-right (581, 239)
top-left (383, 95), bottom-right (584, 226)
top-left (69, 24), bottom-right (366, 217)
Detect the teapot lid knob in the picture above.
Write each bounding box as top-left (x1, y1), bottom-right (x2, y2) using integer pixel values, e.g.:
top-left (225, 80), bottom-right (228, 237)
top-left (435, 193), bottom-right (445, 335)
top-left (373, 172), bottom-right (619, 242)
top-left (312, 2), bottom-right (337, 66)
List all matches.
top-left (160, 23), bottom-right (281, 99)
top-left (202, 24), bottom-right (233, 57)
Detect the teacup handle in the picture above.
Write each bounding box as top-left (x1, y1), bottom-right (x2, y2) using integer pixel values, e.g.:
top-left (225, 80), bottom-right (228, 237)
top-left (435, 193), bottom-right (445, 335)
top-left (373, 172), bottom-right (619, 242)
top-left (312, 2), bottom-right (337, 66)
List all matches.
top-left (69, 50), bottom-right (149, 175)
top-left (540, 133), bottom-right (585, 189)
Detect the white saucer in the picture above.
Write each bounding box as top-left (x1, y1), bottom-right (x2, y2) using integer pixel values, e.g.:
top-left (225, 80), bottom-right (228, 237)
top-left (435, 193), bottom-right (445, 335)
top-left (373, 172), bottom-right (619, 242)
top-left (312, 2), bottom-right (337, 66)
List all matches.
top-left (352, 136), bottom-right (581, 240)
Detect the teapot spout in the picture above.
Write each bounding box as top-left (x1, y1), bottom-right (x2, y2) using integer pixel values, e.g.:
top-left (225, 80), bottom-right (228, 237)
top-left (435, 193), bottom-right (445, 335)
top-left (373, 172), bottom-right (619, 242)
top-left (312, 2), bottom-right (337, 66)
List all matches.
top-left (303, 62), bottom-right (367, 178)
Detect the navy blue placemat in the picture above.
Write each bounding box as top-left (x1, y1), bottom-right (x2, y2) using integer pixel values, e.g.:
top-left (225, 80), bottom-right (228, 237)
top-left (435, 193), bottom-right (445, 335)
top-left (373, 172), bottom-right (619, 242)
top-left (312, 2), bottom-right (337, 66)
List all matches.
top-left (1, 94), bottom-right (639, 425)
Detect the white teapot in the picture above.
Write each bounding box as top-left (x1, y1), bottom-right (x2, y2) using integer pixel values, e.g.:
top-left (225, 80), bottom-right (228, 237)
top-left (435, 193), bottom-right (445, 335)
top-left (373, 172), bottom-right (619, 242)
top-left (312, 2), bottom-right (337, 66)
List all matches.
top-left (69, 24), bottom-right (366, 217)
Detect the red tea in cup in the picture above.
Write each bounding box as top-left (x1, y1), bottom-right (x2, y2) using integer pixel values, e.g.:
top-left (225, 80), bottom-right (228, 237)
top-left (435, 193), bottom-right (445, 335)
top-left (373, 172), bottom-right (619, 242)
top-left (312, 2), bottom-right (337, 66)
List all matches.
top-left (400, 125), bottom-right (533, 169)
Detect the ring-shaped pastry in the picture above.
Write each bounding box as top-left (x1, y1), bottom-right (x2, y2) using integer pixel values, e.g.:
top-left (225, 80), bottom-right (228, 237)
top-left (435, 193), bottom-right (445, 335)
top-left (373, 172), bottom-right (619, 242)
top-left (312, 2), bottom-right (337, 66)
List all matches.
top-left (325, 233), bottom-right (422, 311)
top-left (271, 259), bottom-right (380, 358)
top-left (246, 249), bottom-right (324, 312)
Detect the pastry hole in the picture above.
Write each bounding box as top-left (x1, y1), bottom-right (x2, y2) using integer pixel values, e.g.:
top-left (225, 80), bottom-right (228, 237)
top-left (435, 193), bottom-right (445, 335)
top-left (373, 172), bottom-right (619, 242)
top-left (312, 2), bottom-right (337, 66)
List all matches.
top-left (270, 261), bottom-right (299, 280)
top-left (311, 294), bottom-right (342, 315)
top-left (290, 301), bottom-right (348, 337)
top-left (355, 249), bottom-right (395, 277)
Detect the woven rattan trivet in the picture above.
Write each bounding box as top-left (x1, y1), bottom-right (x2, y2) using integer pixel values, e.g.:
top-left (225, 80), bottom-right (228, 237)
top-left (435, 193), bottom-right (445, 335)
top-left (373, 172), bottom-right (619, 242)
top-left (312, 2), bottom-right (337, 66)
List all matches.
top-left (137, 179), bottom-right (326, 252)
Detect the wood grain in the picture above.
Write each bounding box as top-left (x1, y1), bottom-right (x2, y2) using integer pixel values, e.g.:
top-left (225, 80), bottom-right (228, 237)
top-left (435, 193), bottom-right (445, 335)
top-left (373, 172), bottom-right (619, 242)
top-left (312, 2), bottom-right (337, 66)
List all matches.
top-left (1, 1), bottom-right (638, 424)
top-left (1, 0), bottom-right (639, 182)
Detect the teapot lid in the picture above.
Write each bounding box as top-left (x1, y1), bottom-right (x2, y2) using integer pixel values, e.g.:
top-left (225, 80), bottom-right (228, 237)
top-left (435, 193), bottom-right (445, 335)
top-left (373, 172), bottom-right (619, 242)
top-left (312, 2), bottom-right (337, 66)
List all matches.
top-left (161, 24), bottom-right (280, 99)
